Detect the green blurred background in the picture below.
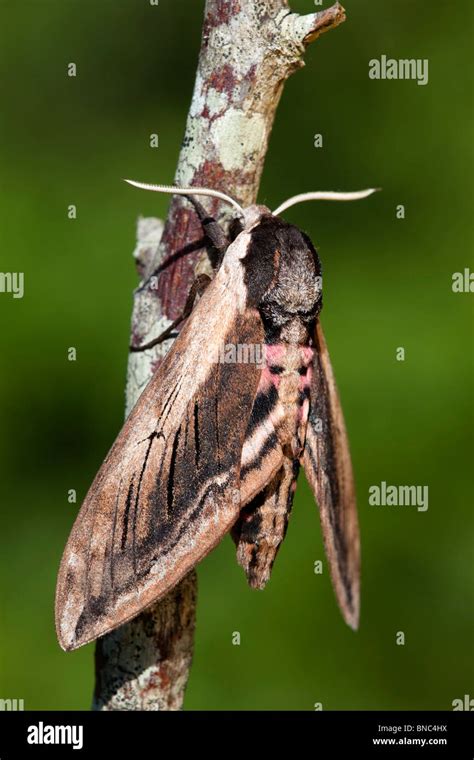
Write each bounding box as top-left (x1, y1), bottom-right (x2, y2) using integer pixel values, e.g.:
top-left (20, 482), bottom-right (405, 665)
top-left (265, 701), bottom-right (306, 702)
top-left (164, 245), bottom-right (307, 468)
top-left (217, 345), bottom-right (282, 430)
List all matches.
top-left (0, 0), bottom-right (472, 710)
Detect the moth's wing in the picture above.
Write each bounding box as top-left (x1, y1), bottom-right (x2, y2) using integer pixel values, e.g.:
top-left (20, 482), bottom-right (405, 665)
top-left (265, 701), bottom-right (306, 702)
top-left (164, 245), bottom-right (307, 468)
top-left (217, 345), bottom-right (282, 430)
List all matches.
top-left (56, 238), bottom-right (280, 651)
top-left (303, 322), bottom-right (360, 629)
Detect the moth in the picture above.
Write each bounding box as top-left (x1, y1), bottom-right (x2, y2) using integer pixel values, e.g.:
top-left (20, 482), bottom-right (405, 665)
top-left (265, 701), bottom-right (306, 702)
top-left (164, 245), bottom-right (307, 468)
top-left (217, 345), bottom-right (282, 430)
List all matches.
top-left (56, 180), bottom-right (377, 651)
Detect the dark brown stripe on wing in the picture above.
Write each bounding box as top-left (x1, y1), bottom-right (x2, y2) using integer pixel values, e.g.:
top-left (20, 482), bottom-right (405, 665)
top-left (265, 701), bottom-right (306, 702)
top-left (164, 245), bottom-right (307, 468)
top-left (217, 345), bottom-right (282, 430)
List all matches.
top-left (121, 478), bottom-right (135, 551)
top-left (167, 425), bottom-right (182, 516)
top-left (246, 386), bottom-right (278, 437)
top-left (240, 432), bottom-right (279, 479)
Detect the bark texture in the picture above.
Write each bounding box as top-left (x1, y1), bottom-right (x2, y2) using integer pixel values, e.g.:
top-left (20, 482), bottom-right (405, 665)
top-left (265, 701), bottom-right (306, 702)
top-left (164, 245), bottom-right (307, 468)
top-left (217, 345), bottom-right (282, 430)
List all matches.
top-left (93, 0), bottom-right (345, 711)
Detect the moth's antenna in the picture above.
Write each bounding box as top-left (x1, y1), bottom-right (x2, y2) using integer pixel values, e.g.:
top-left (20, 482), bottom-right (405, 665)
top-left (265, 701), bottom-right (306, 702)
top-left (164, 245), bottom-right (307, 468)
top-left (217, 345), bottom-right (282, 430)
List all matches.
top-left (273, 188), bottom-right (380, 216)
top-left (124, 179), bottom-right (245, 217)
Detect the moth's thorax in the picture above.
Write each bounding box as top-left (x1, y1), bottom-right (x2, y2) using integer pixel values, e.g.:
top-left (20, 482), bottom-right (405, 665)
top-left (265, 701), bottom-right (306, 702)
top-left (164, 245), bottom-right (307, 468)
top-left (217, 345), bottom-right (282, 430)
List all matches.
top-left (278, 317), bottom-right (311, 344)
top-left (240, 215), bottom-right (322, 344)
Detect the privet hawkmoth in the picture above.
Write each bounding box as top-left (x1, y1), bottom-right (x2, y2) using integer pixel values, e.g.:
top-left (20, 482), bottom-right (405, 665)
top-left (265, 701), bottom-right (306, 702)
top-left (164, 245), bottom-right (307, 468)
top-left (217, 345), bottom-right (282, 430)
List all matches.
top-left (56, 181), bottom-right (377, 651)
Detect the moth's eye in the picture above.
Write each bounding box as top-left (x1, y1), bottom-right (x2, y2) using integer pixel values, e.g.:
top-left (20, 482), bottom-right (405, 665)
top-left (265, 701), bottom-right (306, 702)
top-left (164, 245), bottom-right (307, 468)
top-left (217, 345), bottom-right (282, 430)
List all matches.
top-left (229, 218), bottom-right (243, 241)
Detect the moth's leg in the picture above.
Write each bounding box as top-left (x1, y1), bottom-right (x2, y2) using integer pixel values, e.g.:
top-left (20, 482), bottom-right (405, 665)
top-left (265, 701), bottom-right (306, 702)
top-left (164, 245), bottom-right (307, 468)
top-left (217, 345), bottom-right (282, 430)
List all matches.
top-left (185, 195), bottom-right (230, 270)
top-left (129, 273), bottom-right (211, 352)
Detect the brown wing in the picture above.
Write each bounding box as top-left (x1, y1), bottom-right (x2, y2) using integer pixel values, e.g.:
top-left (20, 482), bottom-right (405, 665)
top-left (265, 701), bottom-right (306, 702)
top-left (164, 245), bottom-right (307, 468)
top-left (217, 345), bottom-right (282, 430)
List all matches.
top-left (56, 236), bottom-right (283, 651)
top-left (303, 322), bottom-right (360, 629)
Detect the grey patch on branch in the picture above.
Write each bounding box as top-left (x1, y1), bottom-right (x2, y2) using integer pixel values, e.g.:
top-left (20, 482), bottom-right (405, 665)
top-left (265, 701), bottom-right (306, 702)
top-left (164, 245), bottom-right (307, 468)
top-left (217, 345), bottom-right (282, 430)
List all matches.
top-left (93, 571), bottom-right (197, 711)
top-left (125, 216), bottom-right (173, 417)
top-left (133, 216), bottom-right (164, 281)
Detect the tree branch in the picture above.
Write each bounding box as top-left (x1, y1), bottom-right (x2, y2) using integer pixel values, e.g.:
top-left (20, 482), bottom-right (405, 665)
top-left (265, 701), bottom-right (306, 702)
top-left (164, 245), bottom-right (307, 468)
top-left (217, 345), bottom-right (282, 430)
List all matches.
top-left (93, 0), bottom-right (345, 711)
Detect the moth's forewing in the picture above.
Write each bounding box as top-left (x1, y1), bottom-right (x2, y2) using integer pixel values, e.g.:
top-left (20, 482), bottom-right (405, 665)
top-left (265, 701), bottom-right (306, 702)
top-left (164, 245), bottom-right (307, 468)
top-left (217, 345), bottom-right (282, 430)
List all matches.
top-left (55, 231), bottom-right (269, 651)
top-left (303, 322), bottom-right (360, 629)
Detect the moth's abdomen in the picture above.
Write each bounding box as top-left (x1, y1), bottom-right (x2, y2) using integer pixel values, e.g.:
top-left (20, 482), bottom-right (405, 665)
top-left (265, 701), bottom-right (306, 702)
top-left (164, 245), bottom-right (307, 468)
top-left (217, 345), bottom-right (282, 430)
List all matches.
top-left (263, 343), bottom-right (313, 457)
top-left (233, 457), bottom-right (299, 590)
top-left (234, 341), bottom-right (314, 589)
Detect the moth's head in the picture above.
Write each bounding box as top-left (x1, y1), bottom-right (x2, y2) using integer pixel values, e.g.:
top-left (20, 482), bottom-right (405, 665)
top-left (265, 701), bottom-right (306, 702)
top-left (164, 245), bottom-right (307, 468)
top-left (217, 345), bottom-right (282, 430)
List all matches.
top-left (231, 191), bottom-right (376, 338)
top-left (124, 180), bottom-right (378, 341)
top-left (241, 204), bottom-right (272, 231)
